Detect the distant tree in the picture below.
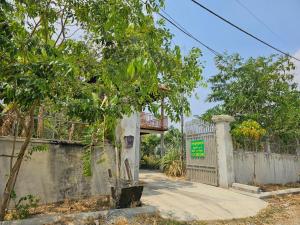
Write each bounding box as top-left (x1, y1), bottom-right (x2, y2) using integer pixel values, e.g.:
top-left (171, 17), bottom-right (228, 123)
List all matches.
top-left (197, 106), bottom-right (225, 122)
top-left (164, 126), bottom-right (182, 150)
top-left (141, 134), bottom-right (160, 157)
top-left (141, 126), bottom-right (182, 157)
top-left (202, 53), bottom-right (300, 141)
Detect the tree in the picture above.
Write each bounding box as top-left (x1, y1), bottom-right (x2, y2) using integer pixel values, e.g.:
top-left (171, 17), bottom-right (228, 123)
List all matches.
top-left (141, 127), bottom-right (182, 157)
top-left (164, 126), bottom-right (182, 150)
top-left (141, 134), bottom-right (160, 157)
top-left (203, 53), bottom-right (300, 141)
top-left (0, 0), bottom-right (204, 219)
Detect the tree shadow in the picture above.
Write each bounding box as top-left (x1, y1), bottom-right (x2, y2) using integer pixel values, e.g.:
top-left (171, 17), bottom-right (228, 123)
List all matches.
top-left (139, 170), bottom-right (195, 196)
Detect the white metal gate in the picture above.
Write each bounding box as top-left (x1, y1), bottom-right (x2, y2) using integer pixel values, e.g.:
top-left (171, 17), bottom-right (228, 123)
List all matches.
top-left (185, 119), bottom-right (218, 186)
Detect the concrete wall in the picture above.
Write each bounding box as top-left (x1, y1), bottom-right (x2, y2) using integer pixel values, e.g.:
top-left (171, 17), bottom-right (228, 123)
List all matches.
top-left (116, 113), bottom-right (140, 181)
top-left (234, 151), bottom-right (300, 184)
top-left (0, 137), bottom-right (115, 205)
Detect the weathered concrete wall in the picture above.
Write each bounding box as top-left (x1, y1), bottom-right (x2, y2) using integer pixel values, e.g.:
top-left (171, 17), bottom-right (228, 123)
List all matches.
top-left (234, 151), bottom-right (300, 184)
top-left (116, 113), bottom-right (140, 181)
top-left (0, 137), bottom-right (115, 205)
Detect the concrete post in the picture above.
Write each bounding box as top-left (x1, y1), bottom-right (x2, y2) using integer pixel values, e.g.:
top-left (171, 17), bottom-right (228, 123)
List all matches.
top-left (265, 137), bottom-right (271, 153)
top-left (296, 139), bottom-right (300, 156)
top-left (115, 113), bottom-right (140, 182)
top-left (212, 115), bottom-right (235, 188)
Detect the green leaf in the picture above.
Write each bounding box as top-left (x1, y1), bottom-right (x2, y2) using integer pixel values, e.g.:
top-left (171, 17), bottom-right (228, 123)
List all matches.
top-left (127, 61), bottom-right (135, 78)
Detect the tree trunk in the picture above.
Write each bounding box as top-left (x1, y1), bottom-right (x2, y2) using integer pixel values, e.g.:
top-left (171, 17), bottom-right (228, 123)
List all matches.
top-left (10, 122), bottom-right (18, 174)
top-left (68, 123), bottom-right (75, 141)
top-left (160, 97), bottom-right (165, 158)
top-left (0, 107), bottom-right (35, 221)
top-left (21, 116), bottom-right (30, 137)
top-left (37, 106), bottom-right (44, 138)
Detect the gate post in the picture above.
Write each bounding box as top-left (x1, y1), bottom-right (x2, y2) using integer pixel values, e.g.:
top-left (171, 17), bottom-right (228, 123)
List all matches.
top-left (212, 115), bottom-right (235, 188)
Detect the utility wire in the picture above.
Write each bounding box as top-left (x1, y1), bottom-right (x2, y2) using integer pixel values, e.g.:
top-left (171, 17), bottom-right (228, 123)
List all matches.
top-left (158, 10), bottom-right (222, 57)
top-left (140, 0), bottom-right (221, 57)
top-left (234, 0), bottom-right (283, 41)
top-left (160, 9), bottom-right (190, 35)
top-left (190, 0), bottom-right (300, 62)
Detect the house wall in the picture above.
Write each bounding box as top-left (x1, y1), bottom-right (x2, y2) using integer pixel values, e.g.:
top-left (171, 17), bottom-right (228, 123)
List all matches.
top-left (0, 137), bottom-right (115, 206)
top-left (233, 151), bottom-right (300, 184)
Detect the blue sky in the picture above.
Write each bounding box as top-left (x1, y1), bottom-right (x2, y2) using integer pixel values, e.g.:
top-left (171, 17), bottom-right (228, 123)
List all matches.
top-left (162, 0), bottom-right (300, 121)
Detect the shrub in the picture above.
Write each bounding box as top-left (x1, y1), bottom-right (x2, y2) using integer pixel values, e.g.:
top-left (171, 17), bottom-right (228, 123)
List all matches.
top-left (232, 120), bottom-right (266, 141)
top-left (140, 155), bottom-right (160, 170)
top-left (11, 194), bottom-right (39, 219)
top-left (232, 120), bottom-right (267, 151)
top-left (161, 149), bottom-right (184, 177)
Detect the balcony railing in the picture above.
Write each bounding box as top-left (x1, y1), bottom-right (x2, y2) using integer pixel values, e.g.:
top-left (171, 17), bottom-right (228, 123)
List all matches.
top-left (140, 112), bottom-right (168, 131)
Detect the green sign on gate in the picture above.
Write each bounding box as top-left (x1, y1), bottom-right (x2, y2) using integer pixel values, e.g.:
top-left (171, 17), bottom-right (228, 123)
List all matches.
top-left (191, 139), bottom-right (205, 158)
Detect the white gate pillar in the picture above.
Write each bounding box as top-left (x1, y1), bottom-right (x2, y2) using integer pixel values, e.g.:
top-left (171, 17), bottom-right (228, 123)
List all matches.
top-left (212, 115), bottom-right (235, 188)
top-left (115, 113), bottom-right (140, 182)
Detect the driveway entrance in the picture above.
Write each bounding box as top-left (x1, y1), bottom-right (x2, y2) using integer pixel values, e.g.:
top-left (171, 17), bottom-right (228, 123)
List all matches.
top-left (140, 170), bottom-right (267, 221)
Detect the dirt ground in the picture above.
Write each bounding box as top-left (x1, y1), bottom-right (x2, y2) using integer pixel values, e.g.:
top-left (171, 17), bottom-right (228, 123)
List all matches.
top-left (113, 194), bottom-right (300, 225)
top-left (259, 183), bottom-right (300, 192)
top-left (5, 195), bottom-right (110, 220)
top-left (32, 196), bottom-right (110, 215)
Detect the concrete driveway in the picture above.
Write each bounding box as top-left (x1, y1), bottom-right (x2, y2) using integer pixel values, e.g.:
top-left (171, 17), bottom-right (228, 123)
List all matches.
top-left (140, 170), bottom-right (268, 221)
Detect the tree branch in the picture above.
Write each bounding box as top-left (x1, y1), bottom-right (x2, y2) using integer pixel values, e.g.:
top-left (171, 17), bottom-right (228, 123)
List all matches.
top-left (54, 7), bottom-right (68, 47)
top-left (15, 108), bottom-right (26, 132)
top-left (65, 27), bottom-right (80, 39)
top-left (29, 18), bottom-right (42, 38)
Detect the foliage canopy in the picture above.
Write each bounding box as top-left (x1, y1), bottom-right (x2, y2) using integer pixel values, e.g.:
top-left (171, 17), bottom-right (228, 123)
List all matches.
top-left (1, 0), bottom-right (204, 123)
top-left (203, 53), bottom-right (300, 140)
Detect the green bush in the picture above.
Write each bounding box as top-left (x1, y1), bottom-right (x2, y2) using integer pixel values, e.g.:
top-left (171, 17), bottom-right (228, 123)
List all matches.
top-left (141, 134), bottom-right (160, 157)
top-left (11, 193), bottom-right (39, 219)
top-left (161, 149), bottom-right (184, 177)
top-left (140, 155), bottom-right (160, 170)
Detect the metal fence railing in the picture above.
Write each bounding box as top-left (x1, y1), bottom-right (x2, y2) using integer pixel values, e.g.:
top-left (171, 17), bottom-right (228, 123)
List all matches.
top-left (232, 137), bottom-right (300, 155)
top-left (185, 119), bottom-right (215, 136)
top-left (0, 113), bottom-right (89, 143)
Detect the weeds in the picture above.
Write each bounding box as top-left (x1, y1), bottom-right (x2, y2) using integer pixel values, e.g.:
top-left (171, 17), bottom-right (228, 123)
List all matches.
top-left (10, 193), bottom-right (39, 219)
top-left (161, 149), bottom-right (184, 177)
top-left (140, 155), bottom-right (160, 170)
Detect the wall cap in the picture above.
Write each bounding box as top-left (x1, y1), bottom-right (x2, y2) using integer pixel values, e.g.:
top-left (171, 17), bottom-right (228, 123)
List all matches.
top-left (212, 115), bottom-right (235, 123)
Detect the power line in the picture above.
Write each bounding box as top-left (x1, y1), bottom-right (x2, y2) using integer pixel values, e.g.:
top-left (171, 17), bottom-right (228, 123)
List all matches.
top-left (158, 10), bottom-right (222, 57)
top-left (140, 0), bottom-right (221, 57)
top-left (234, 0), bottom-right (283, 41)
top-left (160, 9), bottom-right (189, 35)
top-left (190, 0), bottom-right (300, 62)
